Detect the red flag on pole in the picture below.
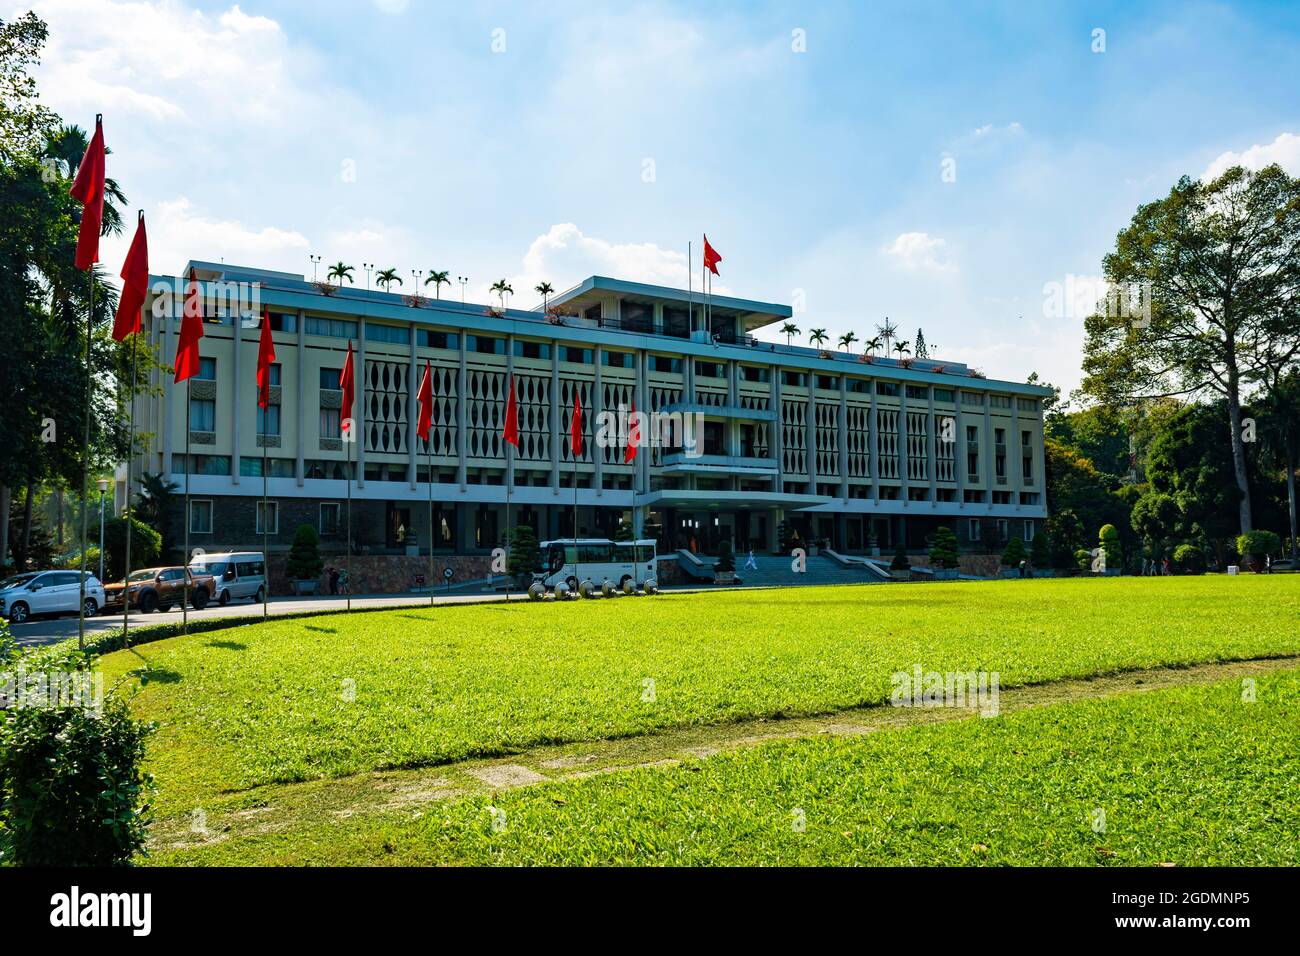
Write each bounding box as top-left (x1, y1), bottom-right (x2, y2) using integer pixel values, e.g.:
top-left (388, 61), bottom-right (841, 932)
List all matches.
top-left (112, 210), bottom-right (148, 341)
top-left (70, 115), bottom-right (106, 271)
top-left (570, 389), bottom-right (583, 456)
top-left (416, 360), bottom-right (433, 443)
top-left (624, 401), bottom-right (640, 463)
top-left (340, 340), bottom-right (356, 443)
top-left (256, 310), bottom-right (277, 409)
top-left (173, 272), bottom-right (205, 383)
top-left (503, 373), bottom-right (519, 448)
top-left (703, 234), bottom-right (722, 276)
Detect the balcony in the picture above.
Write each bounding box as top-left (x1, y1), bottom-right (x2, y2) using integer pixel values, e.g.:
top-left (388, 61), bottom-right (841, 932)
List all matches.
top-left (660, 452), bottom-right (780, 476)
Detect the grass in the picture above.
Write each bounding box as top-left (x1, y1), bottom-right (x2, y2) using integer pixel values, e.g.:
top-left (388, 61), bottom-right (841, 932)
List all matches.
top-left (96, 575), bottom-right (1300, 816)
top-left (151, 666), bottom-right (1300, 866)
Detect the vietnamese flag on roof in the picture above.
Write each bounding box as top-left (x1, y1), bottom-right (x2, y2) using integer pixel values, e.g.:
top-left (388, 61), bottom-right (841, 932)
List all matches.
top-left (703, 234), bottom-right (722, 276)
top-left (112, 210), bottom-right (148, 341)
top-left (69, 115), bottom-right (106, 271)
top-left (256, 310), bottom-right (277, 410)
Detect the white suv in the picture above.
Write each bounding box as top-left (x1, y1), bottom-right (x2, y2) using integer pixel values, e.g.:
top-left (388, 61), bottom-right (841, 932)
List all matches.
top-left (0, 571), bottom-right (106, 624)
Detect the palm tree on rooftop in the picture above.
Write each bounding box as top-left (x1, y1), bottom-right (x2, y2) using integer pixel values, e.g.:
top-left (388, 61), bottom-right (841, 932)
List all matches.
top-left (535, 281), bottom-right (555, 312)
top-left (327, 261), bottom-right (355, 288)
top-left (838, 331), bottom-right (859, 353)
top-left (424, 270), bottom-right (450, 299)
top-left (893, 339), bottom-right (911, 362)
top-left (375, 268), bottom-right (402, 293)
top-left (809, 328), bottom-right (828, 350)
top-left (780, 322), bottom-right (800, 346)
top-left (490, 279), bottom-right (508, 309)
top-left (865, 335), bottom-right (883, 358)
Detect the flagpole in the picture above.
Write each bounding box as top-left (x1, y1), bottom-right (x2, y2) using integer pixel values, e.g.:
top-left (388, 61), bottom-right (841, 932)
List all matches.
top-left (182, 375), bottom-right (190, 637)
top-left (122, 328), bottom-right (137, 647)
top-left (688, 240), bottom-right (693, 336)
top-left (77, 263), bottom-right (94, 650)
top-left (345, 373), bottom-right (353, 613)
top-left (504, 442), bottom-right (512, 602)
top-left (261, 393), bottom-right (268, 622)
top-left (427, 436), bottom-right (433, 607)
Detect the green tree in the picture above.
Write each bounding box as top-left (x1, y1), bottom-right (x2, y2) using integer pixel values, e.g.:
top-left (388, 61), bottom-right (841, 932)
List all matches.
top-left (780, 322), bottom-right (800, 346)
top-left (928, 526), bottom-right (959, 569)
top-left (374, 268), bottom-right (402, 292)
top-left (1255, 369), bottom-right (1300, 561)
top-left (1130, 491), bottom-right (1180, 559)
top-left (533, 280), bottom-right (554, 311)
top-left (284, 523), bottom-right (323, 582)
top-left (1081, 163), bottom-right (1300, 535)
top-left (507, 524), bottom-right (541, 582)
top-left (102, 514), bottom-right (161, 582)
top-left (326, 261), bottom-right (354, 288)
top-left (1001, 537), bottom-right (1027, 567)
top-left (1099, 523), bottom-right (1121, 570)
top-left (837, 330), bottom-right (858, 353)
top-left (1030, 527), bottom-right (1052, 568)
top-left (808, 328), bottom-right (828, 350)
top-left (424, 269), bottom-right (450, 299)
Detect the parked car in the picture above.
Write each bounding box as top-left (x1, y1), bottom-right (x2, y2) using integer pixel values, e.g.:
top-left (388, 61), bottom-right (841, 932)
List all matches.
top-left (189, 552), bottom-right (267, 605)
top-left (103, 566), bottom-right (216, 614)
top-left (0, 570), bottom-right (106, 624)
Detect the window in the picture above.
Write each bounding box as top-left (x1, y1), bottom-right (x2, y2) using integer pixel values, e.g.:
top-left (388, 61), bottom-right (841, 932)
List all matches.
top-left (781, 371), bottom-right (807, 387)
top-left (320, 407), bottom-right (341, 439)
top-left (257, 404), bottom-right (281, 437)
top-left (305, 316), bottom-right (358, 339)
top-left (255, 501), bottom-right (278, 535)
top-left (240, 457), bottom-right (294, 477)
top-left (876, 381), bottom-right (899, 397)
top-left (267, 311), bottom-right (297, 333)
top-left (934, 388), bottom-right (955, 403)
top-left (906, 384), bottom-right (929, 400)
top-left (968, 518), bottom-right (981, 542)
top-left (188, 398), bottom-right (215, 432)
top-left (649, 355), bottom-right (681, 374)
top-left (996, 518), bottom-right (1009, 542)
top-left (417, 329), bottom-right (460, 350)
top-left (189, 500), bottom-right (213, 534)
top-left (961, 391), bottom-right (984, 407)
top-left (695, 361), bottom-right (725, 379)
top-left (995, 428), bottom-right (1007, 481)
top-left (196, 357), bottom-right (216, 381)
top-left (558, 345), bottom-right (592, 364)
top-left (816, 375), bottom-right (839, 390)
top-left (514, 340), bottom-right (551, 360)
top-left (365, 322), bottom-right (409, 345)
top-left (739, 365), bottom-right (770, 383)
top-left (989, 395), bottom-right (1012, 409)
top-left (320, 502), bottom-right (341, 534)
top-left (263, 363), bottom-right (282, 386)
top-left (1017, 398), bottom-right (1039, 413)
top-left (179, 454), bottom-right (231, 476)
top-left (601, 350), bottom-right (633, 368)
top-left (1023, 520), bottom-right (1036, 542)
top-left (467, 335), bottom-right (505, 354)
top-left (966, 425), bottom-right (980, 478)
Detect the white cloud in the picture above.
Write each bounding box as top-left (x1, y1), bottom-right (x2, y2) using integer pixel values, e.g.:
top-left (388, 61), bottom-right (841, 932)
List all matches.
top-left (1203, 132), bottom-right (1300, 180)
top-left (881, 232), bottom-right (955, 275)
top-left (138, 197), bottom-right (309, 274)
top-left (970, 121), bottom-right (1023, 139)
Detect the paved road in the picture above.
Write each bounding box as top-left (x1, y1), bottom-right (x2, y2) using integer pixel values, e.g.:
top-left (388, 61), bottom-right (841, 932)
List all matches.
top-left (8, 589), bottom-right (535, 647)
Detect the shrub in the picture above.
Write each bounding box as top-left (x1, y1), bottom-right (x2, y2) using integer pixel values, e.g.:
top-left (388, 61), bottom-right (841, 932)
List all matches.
top-left (890, 545), bottom-right (910, 571)
top-left (1099, 524), bottom-right (1121, 570)
top-left (1173, 543), bottom-right (1205, 574)
top-left (928, 526), bottom-right (960, 569)
top-left (507, 525), bottom-right (541, 581)
top-left (1001, 537), bottom-right (1028, 567)
top-left (285, 523), bottom-right (324, 581)
top-left (715, 540), bottom-right (736, 573)
top-left (0, 654), bottom-right (154, 866)
top-left (103, 515), bottom-right (163, 582)
top-left (1075, 548), bottom-right (1093, 571)
top-left (1030, 529), bottom-right (1052, 568)
top-left (55, 546), bottom-right (100, 572)
top-left (1232, 530), bottom-right (1284, 567)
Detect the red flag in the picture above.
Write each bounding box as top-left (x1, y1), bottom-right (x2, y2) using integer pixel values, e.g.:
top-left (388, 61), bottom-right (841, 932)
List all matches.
top-left (112, 210), bottom-right (148, 341)
top-left (624, 402), bottom-right (640, 463)
top-left (256, 310), bottom-right (277, 410)
top-left (172, 272), bottom-right (205, 383)
top-left (570, 389), bottom-right (583, 456)
top-left (703, 234), bottom-right (722, 276)
top-left (340, 340), bottom-right (356, 443)
top-left (416, 360), bottom-right (433, 443)
top-left (503, 373), bottom-right (519, 449)
top-left (70, 116), bottom-right (106, 271)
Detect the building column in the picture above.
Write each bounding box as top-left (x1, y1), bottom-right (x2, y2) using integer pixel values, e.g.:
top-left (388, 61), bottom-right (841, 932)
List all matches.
top-left (838, 377), bottom-right (849, 502)
top-left (898, 387), bottom-right (910, 504)
top-left (868, 382), bottom-right (879, 501)
top-left (295, 309), bottom-right (305, 486)
top-left (927, 389), bottom-right (938, 508)
top-left (954, 398), bottom-right (967, 515)
top-left (635, 350), bottom-right (648, 495)
top-left (408, 322), bottom-right (418, 490)
top-left (505, 336), bottom-right (516, 491)
top-left (456, 334), bottom-right (467, 490)
top-left (232, 313), bottom-right (242, 485)
top-left (805, 386), bottom-right (816, 494)
top-left (357, 319), bottom-right (367, 489)
top-left (593, 344), bottom-right (603, 497)
top-left (1011, 402), bottom-right (1024, 514)
top-left (769, 366), bottom-right (782, 492)
top-left (549, 346), bottom-right (561, 494)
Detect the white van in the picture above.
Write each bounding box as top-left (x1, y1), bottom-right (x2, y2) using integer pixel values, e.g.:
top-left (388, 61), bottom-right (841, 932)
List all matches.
top-left (189, 552), bottom-right (267, 605)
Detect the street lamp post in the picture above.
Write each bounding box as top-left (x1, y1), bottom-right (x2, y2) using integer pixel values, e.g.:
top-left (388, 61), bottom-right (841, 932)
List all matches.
top-left (458, 276), bottom-right (468, 304)
top-left (96, 477), bottom-right (109, 582)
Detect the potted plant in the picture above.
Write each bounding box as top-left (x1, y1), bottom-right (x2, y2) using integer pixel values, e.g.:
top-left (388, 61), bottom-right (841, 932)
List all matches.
top-left (285, 523), bottom-right (324, 595)
top-left (1235, 530), bottom-right (1281, 573)
top-left (928, 526), bottom-right (960, 579)
top-left (714, 540), bottom-right (737, 585)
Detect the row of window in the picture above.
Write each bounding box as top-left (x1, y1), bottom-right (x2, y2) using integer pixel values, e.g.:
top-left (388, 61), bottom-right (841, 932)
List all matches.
top-left (967, 519), bottom-right (1037, 543)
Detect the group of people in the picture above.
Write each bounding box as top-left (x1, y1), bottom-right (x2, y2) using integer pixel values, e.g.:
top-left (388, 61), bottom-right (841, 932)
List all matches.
top-left (1140, 557), bottom-right (1173, 575)
top-left (324, 566), bottom-right (349, 595)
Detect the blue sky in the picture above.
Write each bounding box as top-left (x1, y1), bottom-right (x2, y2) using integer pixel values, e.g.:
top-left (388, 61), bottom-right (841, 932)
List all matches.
top-left (25, 0), bottom-right (1300, 390)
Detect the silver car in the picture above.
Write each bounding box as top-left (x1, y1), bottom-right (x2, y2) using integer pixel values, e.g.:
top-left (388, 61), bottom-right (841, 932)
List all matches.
top-left (0, 570), bottom-right (106, 624)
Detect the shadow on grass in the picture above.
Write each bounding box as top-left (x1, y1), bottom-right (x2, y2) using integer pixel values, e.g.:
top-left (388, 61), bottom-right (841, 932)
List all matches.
top-left (205, 640), bottom-right (248, 651)
top-left (131, 665), bottom-right (183, 685)
top-left (303, 625), bottom-right (337, 634)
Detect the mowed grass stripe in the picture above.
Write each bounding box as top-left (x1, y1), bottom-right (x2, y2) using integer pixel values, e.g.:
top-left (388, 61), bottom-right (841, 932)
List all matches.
top-left (150, 667), bottom-right (1300, 866)
top-left (99, 576), bottom-right (1300, 810)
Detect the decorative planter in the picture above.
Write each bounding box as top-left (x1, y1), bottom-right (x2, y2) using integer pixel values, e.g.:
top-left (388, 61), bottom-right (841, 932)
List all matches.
top-left (292, 579), bottom-right (318, 596)
top-left (932, 569), bottom-right (959, 580)
top-left (714, 571), bottom-right (736, 585)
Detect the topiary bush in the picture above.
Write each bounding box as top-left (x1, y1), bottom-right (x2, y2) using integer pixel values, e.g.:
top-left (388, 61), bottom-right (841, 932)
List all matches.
top-left (1099, 524), bottom-right (1122, 571)
top-left (103, 515), bottom-right (163, 582)
top-left (1075, 548), bottom-right (1093, 571)
top-left (928, 526), bottom-right (960, 569)
top-left (507, 525), bottom-right (542, 583)
top-left (1001, 537), bottom-right (1028, 567)
top-left (0, 629), bottom-right (154, 866)
top-left (1030, 529), bottom-right (1052, 568)
top-left (285, 523), bottom-right (324, 582)
top-left (1235, 530), bottom-right (1282, 571)
top-left (715, 540), bottom-right (736, 573)
top-left (890, 545), bottom-right (910, 572)
top-left (1172, 543), bottom-right (1205, 574)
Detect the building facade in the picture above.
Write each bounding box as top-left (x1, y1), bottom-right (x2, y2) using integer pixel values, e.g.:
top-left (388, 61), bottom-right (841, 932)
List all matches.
top-left (126, 262), bottom-right (1051, 568)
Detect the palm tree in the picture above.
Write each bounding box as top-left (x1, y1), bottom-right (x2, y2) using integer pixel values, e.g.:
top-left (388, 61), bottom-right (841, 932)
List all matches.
top-left (838, 331), bottom-right (859, 353)
top-left (423, 270), bottom-right (450, 299)
top-left (893, 340), bottom-right (911, 362)
top-left (326, 261), bottom-right (355, 288)
top-left (780, 322), bottom-right (800, 346)
top-left (535, 281), bottom-right (555, 312)
top-left (375, 268), bottom-right (402, 293)
top-left (43, 124), bottom-right (128, 239)
top-left (489, 279), bottom-right (513, 309)
top-left (809, 328), bottom-right (828, 350)
top-left (876, 318), bottom-right (898, 356)
top-left (864, 335), bottom-right (883, 357)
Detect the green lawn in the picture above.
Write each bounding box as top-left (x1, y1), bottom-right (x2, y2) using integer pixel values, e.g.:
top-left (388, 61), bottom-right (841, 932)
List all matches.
top-left (99, 576), bottom-right (1300, 815)
top-left (153, 667), bottom-right (1300, 866)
